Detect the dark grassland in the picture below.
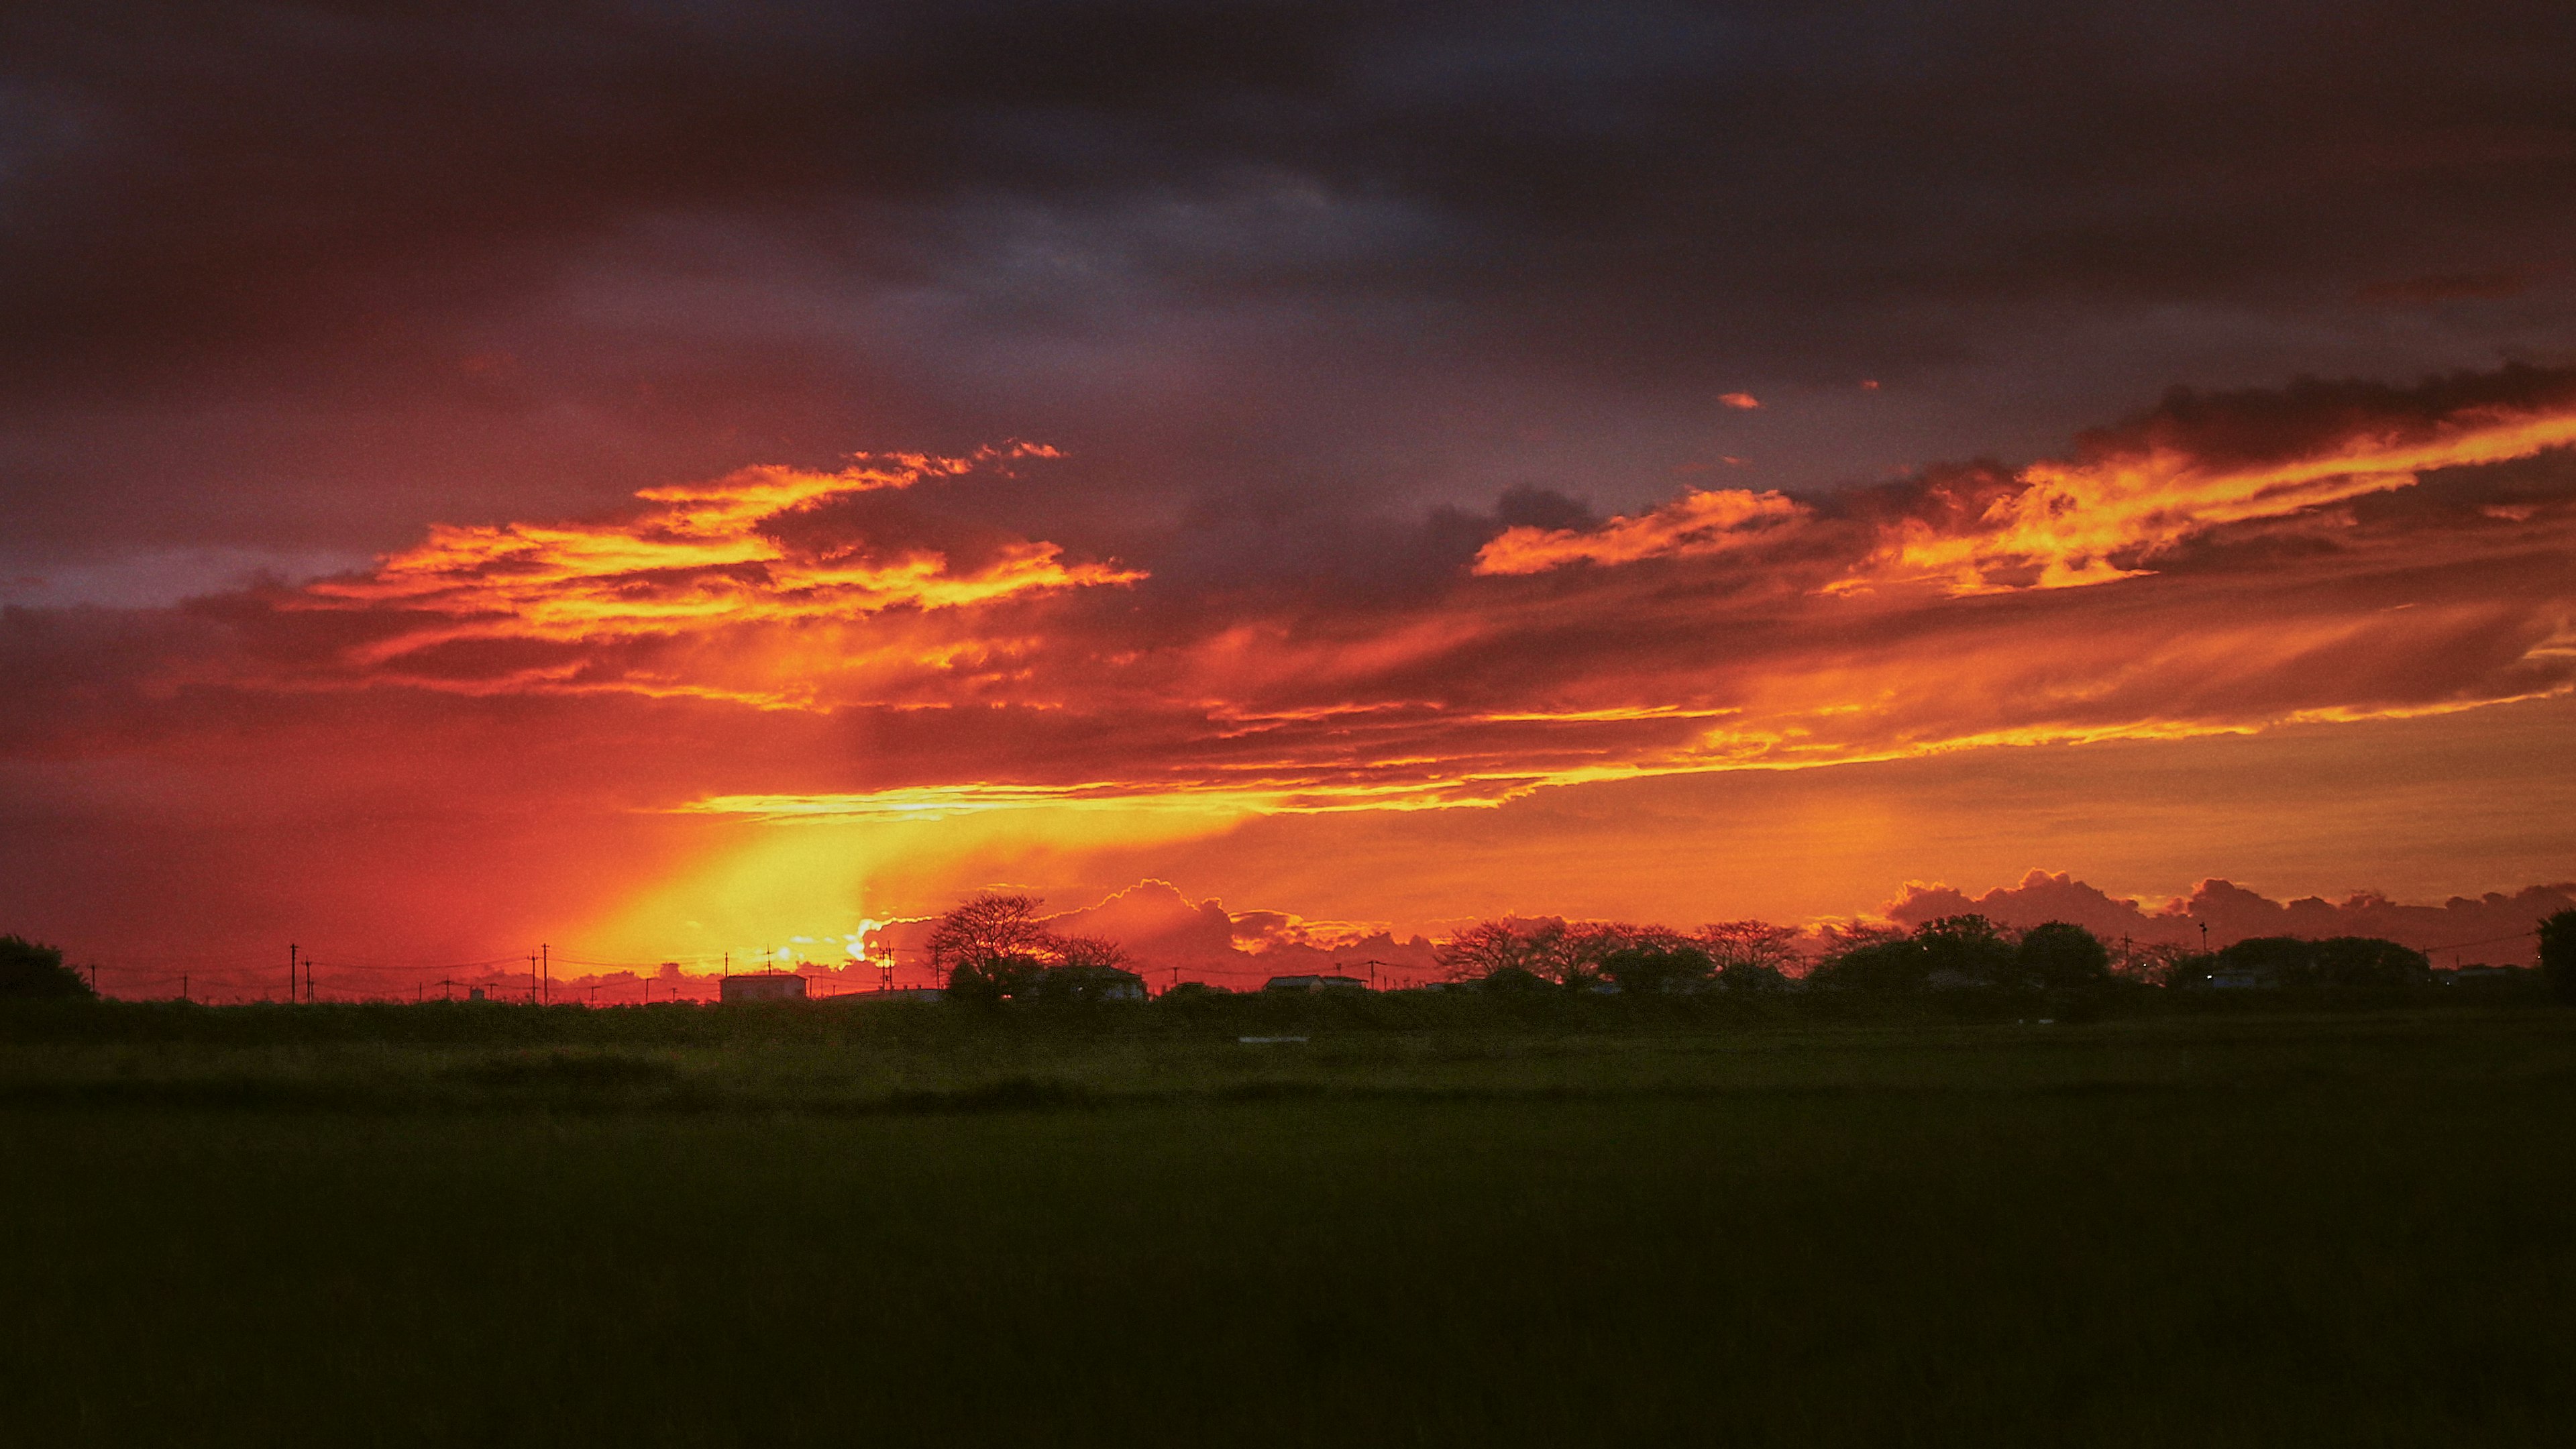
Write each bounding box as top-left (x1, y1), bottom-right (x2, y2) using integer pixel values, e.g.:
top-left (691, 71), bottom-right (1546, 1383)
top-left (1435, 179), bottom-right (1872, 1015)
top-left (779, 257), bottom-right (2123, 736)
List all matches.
top-left (1, 997), bottom-right (2570, 1445)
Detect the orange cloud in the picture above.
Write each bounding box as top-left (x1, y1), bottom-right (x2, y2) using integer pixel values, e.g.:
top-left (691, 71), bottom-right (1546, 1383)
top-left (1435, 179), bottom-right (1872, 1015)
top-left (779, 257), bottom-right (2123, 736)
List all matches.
top-left (1719, 392), bottom-right (1762, 409)
top-left (1473, 488), bottom-right (1804, 574)
top-left (150, 364), bottom-right (2576, 823)
top-left (1843, 394), bottom-right (2576, 594)
top-left (278, 445), bottom-right (1133, 706)
top-left (17, 367), bottom-right (2576, 987)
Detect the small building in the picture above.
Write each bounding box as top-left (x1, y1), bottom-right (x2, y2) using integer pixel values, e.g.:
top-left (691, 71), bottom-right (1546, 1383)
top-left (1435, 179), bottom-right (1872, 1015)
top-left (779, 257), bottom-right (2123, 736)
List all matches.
top-left (720, 973), bottom-right (808, 1004)
top-left (1261, 973), bottom-right (1368, 994)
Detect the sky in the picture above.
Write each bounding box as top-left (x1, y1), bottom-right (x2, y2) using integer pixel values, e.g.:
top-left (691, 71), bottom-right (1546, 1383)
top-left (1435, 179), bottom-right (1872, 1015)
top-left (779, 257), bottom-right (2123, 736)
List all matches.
top-left (4, 1), bottom-right (2573, 996)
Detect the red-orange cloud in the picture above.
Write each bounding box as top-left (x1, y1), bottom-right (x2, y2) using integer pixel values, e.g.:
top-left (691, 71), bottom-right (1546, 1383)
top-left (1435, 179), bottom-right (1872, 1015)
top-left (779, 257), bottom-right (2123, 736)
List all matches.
top-left (282, 444), bottom-right (1134, 707)
top-left (102, 364), bottom-right (2576, 822)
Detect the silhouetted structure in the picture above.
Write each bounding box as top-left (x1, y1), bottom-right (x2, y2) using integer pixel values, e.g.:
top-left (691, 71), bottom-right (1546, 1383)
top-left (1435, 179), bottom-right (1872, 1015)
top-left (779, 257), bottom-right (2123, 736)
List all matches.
top-left (1263, 973), bottom-right (1367, 993)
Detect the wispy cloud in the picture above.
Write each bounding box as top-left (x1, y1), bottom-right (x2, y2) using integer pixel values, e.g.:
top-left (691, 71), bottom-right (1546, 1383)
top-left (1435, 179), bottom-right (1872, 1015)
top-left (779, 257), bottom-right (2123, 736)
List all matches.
top-left (261, 445), bottom-right (1133, 706)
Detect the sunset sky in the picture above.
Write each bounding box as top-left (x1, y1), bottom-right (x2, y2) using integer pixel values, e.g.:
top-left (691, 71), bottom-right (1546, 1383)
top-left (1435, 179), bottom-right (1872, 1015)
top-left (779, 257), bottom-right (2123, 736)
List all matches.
top-left (5, 2), bottom-right (2573, 995)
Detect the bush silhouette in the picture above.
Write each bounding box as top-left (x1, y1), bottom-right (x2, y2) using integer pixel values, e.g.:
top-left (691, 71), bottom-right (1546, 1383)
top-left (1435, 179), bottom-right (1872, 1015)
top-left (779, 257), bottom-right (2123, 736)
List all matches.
top-left (2017, 922), bottom-right (2112, 989)
top-left (0, 936), bottom-right (93, 1000)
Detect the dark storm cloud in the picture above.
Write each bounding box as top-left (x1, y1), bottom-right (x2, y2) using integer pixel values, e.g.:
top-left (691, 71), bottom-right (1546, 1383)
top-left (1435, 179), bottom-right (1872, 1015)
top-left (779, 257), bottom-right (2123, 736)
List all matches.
top-left (5, 1), bottom-right (2576, 584)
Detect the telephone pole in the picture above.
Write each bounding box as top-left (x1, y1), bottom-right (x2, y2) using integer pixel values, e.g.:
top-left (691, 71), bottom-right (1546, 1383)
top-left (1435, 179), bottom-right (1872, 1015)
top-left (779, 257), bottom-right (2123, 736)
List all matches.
top-left (541, 943), bottom-right (550, 1004)
top-left (288, 942), bottom-right (298, 1004)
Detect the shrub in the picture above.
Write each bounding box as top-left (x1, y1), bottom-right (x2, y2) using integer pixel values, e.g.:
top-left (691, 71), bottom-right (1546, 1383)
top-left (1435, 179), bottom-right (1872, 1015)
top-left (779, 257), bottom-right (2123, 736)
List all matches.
top-left (0, 936), bottom-right (93, 1000)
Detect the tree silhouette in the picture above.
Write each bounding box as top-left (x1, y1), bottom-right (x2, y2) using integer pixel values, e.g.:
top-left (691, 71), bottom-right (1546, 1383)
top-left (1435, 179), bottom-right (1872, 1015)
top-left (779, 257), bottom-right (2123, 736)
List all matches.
top-left (0, 936), bottom-right (93, 1000)
top-left (1438, 918), bottom-right (1694, 989)
top-left (2016, 921), bottom-right (2112, 989)
top-left (2213, 935), bottom-right (2428, 988)
top-left (1435, 920), bottom-right (1552, 981)
top-left (1597, 945), bottom-right (1714, 995)
top-left (1051, 935), bottom-right (1131, 972)
top-left (1697, 920), bottom-right (1801, 990)
top-left (1812, 915), bottom-right (2017, 990)
top-left (928, 894), bottom-right (1055, 1003)
top-left (2540, 909), bottom-right (2576, 1004)
top-left (1030, 936), bottom-right (1147, 1002)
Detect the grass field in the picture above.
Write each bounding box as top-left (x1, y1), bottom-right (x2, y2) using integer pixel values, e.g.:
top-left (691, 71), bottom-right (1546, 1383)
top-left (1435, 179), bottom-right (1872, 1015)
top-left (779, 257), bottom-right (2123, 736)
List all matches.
top-left (1, 1002), bottom-right (2571, 1444)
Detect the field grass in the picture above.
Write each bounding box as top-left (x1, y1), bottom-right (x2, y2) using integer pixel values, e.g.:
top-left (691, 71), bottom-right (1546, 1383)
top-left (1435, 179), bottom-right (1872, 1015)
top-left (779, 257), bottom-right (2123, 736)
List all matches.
top-left (0, 1002), bottom-right (2570, 1445)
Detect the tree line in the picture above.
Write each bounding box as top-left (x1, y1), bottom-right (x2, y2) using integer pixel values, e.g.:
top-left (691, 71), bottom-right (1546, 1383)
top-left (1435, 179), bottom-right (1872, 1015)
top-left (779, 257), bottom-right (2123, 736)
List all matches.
top-left (9, 905), bottom-right (2575, 1005)
top-left (1432, 909), bottom-right (2576, 998)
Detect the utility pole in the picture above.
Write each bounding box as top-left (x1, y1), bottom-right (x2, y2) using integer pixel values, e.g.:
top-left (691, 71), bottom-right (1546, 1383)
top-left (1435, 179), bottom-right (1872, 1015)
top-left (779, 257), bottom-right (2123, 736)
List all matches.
top-left (542, 943), bottom-right (550, 1005)
top-left (529, 951), bottom-right (538, 1004)
top-left (288, 942), bottom-right (298, 1004)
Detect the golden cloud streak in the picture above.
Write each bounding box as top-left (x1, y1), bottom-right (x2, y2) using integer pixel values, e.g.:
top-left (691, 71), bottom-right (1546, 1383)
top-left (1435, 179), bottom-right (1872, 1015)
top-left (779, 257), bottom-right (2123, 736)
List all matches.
top-left (299, 447), bottom-right (1135, 657)
top-left (1473, 488), bottom-right (1805, 574)
top-left (1854, 405), bottom-right (2576, 594)
top-left (1475, 396), bottom-right (2576, 595)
